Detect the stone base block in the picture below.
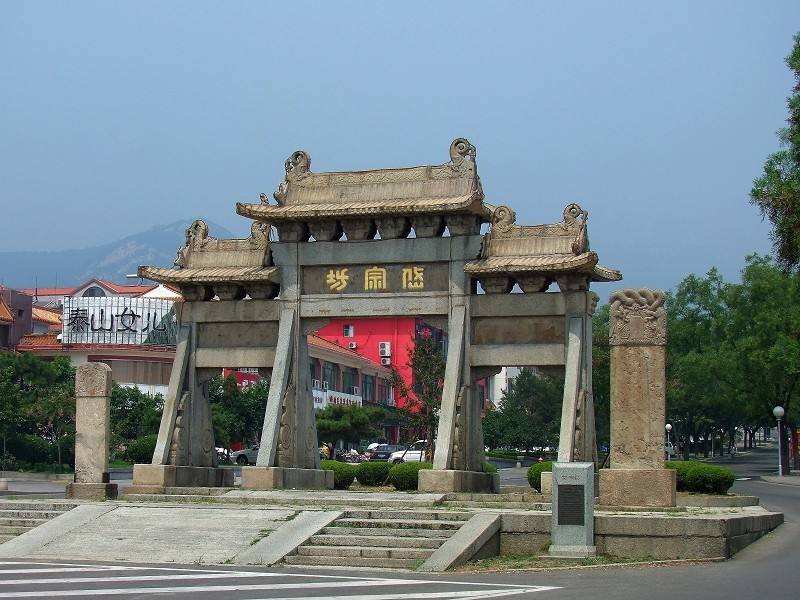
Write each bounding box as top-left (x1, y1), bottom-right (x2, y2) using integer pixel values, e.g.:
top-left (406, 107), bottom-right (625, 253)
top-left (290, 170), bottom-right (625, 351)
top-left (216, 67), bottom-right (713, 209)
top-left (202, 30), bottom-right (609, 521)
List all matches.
top-left (132, 464), bottom-right (234, 489)
top-left (418, 470), bottom-right (499, 493)
top-left (548, 545), bottom-right (596, 559)
top-left (599, 468), bottom-right (676, 507)
top-left (540, 472), bottom-right (552, 497)
top-left (66, 482), bottom-right (118, 500)
top-left (240, 467), bottom-right (334, 490)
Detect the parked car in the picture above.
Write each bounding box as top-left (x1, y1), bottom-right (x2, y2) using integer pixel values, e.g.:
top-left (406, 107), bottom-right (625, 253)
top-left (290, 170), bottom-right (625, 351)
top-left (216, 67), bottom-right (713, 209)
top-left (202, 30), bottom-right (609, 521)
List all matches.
top-left (231, 445), bottom-right (259, 465)
top-left (389, 440), bottom-right (429, 464)
top-left (365, 444), bottom-right (403, 462)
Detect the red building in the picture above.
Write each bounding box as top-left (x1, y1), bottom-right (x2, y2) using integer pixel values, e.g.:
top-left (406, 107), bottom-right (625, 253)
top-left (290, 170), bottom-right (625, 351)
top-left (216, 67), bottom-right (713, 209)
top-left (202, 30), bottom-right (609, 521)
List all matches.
top-left (315, 317), bottom-right (444, 410)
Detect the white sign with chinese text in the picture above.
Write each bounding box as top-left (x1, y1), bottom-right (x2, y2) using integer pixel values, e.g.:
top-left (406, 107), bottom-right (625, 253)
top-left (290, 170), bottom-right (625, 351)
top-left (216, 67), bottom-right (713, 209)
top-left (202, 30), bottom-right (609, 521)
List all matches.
top-left (62, 297), bottom-right (177, 345)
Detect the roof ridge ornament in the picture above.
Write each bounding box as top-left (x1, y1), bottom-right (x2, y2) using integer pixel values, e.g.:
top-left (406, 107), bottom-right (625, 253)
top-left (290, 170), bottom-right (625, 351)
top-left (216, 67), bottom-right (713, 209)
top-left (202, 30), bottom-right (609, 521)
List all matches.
top-left (449, 138), bottom-right (476, 173)
top-left (274, 150), bottom-right (311, 205)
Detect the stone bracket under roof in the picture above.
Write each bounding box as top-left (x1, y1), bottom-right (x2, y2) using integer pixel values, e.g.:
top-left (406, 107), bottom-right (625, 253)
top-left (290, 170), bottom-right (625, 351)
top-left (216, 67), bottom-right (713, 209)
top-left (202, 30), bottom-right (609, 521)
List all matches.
top-left (464, 203), bottom-right (622, 293)
top-left (236, 138), bottom-right (489, 242)
top-left (138, 220), bottom-right (280, 301)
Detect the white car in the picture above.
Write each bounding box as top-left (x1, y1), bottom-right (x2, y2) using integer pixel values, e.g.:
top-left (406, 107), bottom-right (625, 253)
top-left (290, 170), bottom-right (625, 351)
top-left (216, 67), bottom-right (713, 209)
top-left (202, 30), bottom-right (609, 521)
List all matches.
top-left (231, 445), bottom-right (259, 465)
top-left (389, 440), bottom-right (429, 463)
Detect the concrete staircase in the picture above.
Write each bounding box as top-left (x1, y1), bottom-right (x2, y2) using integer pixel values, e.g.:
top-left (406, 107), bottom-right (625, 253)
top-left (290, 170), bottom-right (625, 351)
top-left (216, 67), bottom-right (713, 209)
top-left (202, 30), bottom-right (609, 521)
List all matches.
top-left (0, 501), bottom-right (77, 544)
top-left (284, 509), bottom-right (473, 570)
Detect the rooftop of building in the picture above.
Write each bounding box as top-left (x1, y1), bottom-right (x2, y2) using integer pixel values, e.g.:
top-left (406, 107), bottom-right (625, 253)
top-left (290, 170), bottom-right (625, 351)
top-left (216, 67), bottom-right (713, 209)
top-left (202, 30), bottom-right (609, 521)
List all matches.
top-left (18, 278), bottom-right (158, 298)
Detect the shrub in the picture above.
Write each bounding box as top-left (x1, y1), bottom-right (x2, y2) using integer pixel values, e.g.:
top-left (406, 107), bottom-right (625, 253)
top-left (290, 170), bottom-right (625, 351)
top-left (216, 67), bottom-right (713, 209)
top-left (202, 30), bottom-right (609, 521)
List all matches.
top-left (527, 461), bottom-right (553, 491)
top-left (124, 435), bottom-right (158, 464)
top-left (356, 461), bottom-right (392, 486)
top-left (388, 461), bottom-right (432, 491)
top-left (0, 452), bottom-right (18, 472)
top-left (666, 461), bottom-right (735, 494)
top-left (483, 461), bottom-right (498, 473)
top-left (321, 459), bottom-right (356, 489)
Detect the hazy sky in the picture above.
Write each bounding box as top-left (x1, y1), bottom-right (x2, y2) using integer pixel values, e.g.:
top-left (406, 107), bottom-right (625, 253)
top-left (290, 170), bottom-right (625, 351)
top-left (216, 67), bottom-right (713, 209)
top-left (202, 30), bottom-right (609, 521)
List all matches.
top-left (2, 1), bottom-right (798, 292)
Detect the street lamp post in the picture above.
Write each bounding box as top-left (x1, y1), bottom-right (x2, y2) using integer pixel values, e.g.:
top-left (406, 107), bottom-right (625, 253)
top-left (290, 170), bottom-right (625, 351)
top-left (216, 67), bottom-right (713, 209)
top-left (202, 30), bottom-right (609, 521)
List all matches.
top-left (773, 406), bottom-right (785, 477)
top-left (665, 423), bottom-right (673, 461)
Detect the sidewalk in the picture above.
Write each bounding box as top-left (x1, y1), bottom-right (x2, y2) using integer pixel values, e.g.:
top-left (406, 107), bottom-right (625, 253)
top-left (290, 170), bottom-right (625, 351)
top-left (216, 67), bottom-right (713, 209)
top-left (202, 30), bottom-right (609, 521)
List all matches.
top-left (761, 473), bottom-right (800, 486)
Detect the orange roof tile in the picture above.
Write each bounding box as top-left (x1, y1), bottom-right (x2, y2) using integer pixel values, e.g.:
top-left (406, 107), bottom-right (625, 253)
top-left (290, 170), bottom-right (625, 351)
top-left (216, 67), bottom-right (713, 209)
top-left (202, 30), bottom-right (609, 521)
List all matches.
top-left (0, 297), bottom-right (12, 323)
top-left (17, 333), bottom-right (60, 347)
top-left (19, 286), bottom-right (76, 297)
top-left (32, 306), bottom-right (62, 325)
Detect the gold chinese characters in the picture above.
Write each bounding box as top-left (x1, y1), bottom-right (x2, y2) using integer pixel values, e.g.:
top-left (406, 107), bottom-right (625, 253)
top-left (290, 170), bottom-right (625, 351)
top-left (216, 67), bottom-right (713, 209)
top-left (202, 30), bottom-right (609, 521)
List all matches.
top-left (324, 265), bottom-right (426, 292)
top-left (325, 268), bottom-right (350, 292)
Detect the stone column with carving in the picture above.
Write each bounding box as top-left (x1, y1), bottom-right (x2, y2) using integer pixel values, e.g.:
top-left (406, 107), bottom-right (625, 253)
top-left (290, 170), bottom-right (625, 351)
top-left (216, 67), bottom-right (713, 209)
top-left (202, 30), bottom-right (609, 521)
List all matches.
top-left (66, 363), bottom-right (118, 500)
top-left (598, 289), bottom-right (676, 507)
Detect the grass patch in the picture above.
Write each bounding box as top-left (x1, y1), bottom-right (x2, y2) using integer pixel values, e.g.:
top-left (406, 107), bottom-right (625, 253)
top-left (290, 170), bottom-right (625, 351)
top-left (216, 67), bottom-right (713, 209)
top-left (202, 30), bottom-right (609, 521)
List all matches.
top-left (460, 553), bottom-right (648, 571)
top-left (250, 528), bottom-right (273, 545)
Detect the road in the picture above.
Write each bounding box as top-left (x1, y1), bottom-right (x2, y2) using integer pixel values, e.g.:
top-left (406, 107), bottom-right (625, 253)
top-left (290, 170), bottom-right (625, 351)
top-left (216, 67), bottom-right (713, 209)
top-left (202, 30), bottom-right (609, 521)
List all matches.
top-left (2, 445), bottom-right (798, 599)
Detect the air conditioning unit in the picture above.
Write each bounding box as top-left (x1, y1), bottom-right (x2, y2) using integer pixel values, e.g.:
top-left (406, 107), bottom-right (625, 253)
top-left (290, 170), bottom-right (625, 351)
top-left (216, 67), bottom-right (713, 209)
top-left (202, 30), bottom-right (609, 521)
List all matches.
top-left (352, 386), bottom-right (360, 395)
top-left (348, 341), bottom-right (358, 349)
top-left (380, 357), bottom-right (391, 366)
top-left (379, 341), bottom-right (392, 357)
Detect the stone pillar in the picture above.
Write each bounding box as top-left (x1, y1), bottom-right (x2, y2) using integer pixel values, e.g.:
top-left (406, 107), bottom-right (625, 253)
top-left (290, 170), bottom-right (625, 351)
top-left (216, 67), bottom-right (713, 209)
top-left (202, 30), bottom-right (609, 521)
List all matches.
top-left (66, 363), bottom-right (118, 500)
top-left (599, 289), bottom-right (676, 507)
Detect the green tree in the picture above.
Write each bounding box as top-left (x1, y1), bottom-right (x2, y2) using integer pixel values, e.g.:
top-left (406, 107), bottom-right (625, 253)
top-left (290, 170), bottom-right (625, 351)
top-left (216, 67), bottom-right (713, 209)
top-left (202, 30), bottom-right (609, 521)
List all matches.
top-left (21, 357), bottom-right (76, 467)
top-left (490, 368), bottom-right (562, 453)
top-left (592, 304), bottom-right (611, 453)
top-left (315, 404), bottom-right (387, 448)
top-left (725, 255), bottom-right (800, 472)
top-left (110, 384), bottom-right (163, 452)
top-left (0, 365), bottom-right (22, 456)
top-left (391, 333), bottom-right (446, 460)
top-left (208, 375), bottom-right (269, 450)
top-left (751, 33), bottom-right (800, 270)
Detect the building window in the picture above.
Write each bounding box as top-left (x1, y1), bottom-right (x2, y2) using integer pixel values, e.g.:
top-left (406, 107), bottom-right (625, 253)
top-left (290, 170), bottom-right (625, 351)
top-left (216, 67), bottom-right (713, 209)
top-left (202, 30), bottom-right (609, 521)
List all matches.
top-left (343, 367), bottom-right (359, 395)
top-left (343, 324), bottom-right (355, 337)
top-left (322, 361), bottom-right (337, 391)
top-left (82, 286), bottom-right (106, 298)
top-left (362, 375), bottom-right (375, 403)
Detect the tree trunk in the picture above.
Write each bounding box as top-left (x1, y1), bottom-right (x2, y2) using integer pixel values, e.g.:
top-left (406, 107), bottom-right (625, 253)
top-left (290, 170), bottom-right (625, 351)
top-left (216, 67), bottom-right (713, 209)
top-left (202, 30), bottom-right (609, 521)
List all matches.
top-left (792, 425), bottom-right (799, 471)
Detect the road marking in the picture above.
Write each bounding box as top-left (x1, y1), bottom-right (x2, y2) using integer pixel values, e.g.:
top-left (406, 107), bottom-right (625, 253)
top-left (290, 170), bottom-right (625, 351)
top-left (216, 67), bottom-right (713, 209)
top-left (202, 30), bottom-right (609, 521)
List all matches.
top-left (0, 589), bottom-right (554, 599)
top-left (0, 580), bottom-right (558, 598)
top-left (735, 477), bottom-right (751, 481)
top-left (0, 572), bottom-right (280, 585)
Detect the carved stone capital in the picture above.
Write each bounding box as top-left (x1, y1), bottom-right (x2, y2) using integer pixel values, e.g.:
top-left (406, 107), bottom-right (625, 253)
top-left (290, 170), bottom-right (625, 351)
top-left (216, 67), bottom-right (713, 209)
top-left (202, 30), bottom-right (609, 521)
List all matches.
top-left (609, 289), bottom-right (667, 346)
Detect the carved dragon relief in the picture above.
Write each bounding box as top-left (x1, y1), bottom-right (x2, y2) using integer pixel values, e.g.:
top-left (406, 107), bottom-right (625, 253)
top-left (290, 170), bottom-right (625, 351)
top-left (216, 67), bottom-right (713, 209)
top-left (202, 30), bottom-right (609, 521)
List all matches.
top-left (609, 289), bottom-right (667, 346)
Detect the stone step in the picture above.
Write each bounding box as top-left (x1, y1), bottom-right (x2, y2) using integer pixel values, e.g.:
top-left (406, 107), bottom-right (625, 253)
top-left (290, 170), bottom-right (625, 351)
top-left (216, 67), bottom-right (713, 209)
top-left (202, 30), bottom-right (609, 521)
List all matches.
top-left (343, 509), bottom-right (471, 522)
top-left (120, 493), bottom-right (440, 509)
top-left (442, 500), bottom-right (550, 510)
top-left (297, 545), bottom-right (432, 560)
top-left (0, 518), bottom-right (48, 528)
top-left (332, 518), bottom-right (462, 531)
top-left (0, 525), bottom-right (34, 535)
top-left (309, 534), bottom-right (445, 549)
top-left (320, 526), bottom-right (457, 540)
top-left (443, 492), bottom-right (545, 503)
top-left (0, 535), bottom-right (17, 544)
top-left (321, 526), bottom-right (455, 539)
top-left (0, 502), bottom-right (77, 512)
top-left (284, 554), bottom-right (419, 570)
top-left (0, 509), bottom-right (68, 519)
top-left (162, 487), bottom-right (232, 496)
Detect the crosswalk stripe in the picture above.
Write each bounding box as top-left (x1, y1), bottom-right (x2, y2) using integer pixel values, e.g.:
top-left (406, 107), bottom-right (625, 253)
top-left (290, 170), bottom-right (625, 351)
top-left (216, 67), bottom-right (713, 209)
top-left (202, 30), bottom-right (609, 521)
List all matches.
top-left (0, 579), bottom-right (558, 598)
top-left (0, 572), bottom-right (280, 585)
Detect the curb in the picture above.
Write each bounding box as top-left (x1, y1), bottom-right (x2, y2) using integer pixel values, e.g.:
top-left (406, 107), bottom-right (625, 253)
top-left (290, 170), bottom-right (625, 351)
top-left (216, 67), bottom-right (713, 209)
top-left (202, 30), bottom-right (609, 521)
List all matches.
top-left (458, 556), bottom-right (727, 573)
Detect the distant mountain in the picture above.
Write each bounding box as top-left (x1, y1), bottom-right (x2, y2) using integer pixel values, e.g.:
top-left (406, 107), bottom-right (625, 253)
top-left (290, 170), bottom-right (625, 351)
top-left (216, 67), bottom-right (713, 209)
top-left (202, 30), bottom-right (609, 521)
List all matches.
top-left (0, 220), bottom-right (235, 289)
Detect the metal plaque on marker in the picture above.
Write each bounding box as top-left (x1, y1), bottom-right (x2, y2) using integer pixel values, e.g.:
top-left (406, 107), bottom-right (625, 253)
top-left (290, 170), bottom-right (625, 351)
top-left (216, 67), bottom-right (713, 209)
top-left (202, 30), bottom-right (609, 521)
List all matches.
top-left (549, 462), bottom-right (596, 558)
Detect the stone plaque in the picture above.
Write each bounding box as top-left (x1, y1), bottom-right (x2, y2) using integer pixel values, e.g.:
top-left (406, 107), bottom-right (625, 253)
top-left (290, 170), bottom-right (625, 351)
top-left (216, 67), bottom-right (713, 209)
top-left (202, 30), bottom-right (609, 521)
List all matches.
top-left (557, 484), bottom-right (585, 526)
top-left (302, 263), bottom-right (449, 295)
top-left (549, 462), bottom-right (595, 558)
